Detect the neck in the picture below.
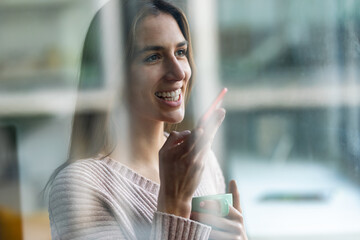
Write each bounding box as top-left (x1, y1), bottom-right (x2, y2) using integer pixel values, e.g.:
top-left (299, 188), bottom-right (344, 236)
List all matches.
top-left (110, 110), bottom-right (166, 182)
top-left (129, 114), bottom-right (166, 167)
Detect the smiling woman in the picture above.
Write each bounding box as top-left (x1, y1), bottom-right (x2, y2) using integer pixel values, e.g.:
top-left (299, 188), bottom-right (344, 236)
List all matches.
top-left (45, 0), bottom-right (247, 239)
top-left (128, 13), bottom-right (191, 124)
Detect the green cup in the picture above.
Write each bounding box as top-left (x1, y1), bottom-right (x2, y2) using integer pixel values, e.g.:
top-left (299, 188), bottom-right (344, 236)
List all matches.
top-left (191, 193), bottom-right (233, 217)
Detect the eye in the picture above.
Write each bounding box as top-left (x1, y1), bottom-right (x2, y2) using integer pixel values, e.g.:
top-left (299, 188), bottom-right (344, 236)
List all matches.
top-left (175, 49), bottom-right (187, 57)
top-left (144, 54), bottom-right (161, 63)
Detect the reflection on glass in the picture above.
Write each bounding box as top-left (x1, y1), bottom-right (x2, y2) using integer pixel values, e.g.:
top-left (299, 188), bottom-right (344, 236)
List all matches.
top-left (0, 0), bottom-right (360, 239)
top-left (218, 0), bottom-right (360, 239)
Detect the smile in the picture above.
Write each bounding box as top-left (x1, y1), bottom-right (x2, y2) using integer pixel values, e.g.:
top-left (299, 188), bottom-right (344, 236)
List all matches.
top-left (155, 89), bottom-right (181, 102)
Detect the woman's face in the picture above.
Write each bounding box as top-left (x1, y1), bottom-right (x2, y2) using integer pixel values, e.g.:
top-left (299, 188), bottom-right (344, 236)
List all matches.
top-left (128, 12), bottom-right (191, 124)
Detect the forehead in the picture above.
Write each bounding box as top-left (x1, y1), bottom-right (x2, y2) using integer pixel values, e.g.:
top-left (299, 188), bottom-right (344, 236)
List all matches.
top-left (134, 13), bottom-right (186, 48)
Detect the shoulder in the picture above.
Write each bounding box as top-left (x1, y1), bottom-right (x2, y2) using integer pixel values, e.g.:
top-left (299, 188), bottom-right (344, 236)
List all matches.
top-left (48, 159), bottom-right (127, 239)
top-left (52, 159), bottom-right (104, 187)
top-left (49, 157), bottom-right (141, 200)
top-left (48, 159), bottom-right (118, 219)
top-left (49, 158), bottom-right (117, 202)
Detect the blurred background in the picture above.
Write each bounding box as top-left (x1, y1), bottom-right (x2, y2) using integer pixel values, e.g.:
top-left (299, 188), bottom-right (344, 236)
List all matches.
top-left (1, 0), bottom-right (360, 239)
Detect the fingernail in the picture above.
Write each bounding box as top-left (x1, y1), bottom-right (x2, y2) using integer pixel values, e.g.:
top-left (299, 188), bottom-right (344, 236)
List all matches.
top-left (199, 201), bottom-right (205, 208)
top-left (170, 131), bottom-right (178, 136)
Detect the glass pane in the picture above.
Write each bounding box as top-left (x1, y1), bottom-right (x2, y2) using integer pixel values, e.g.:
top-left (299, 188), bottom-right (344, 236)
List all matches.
top-left (218, 0), bottom-right (360, 239)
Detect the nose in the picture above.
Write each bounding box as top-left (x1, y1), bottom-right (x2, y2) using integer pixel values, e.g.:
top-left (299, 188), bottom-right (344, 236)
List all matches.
top-left (164, 56), bottom-right (186, 81)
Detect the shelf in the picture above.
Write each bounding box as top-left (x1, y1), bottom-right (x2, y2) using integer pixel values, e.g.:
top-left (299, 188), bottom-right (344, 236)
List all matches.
top-left (0, 68), bottom-right (75, 81)
top-left (0, 68), bottom-right (77, 92)
top-left (0, 90), bottom-right (114, 117)
top-left (224, 84), bottom-right (360, 110)
top-left (1, 83), bottom-right (360, 117)
top-left (0, 0), bottom-right (105, 11)
top-left (0, 0), bottom-right (73, 10)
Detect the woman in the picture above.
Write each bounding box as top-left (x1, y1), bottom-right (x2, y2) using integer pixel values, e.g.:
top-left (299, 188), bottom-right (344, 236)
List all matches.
top-left (47, 0), bottom-right (247, 239)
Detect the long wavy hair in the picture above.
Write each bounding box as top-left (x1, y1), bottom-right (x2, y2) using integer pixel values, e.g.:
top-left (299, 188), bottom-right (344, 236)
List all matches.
top-left (44, 0), bottom-right (195, 195)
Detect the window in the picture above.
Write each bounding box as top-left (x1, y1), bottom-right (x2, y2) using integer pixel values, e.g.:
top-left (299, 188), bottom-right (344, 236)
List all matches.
top-left (1, 0), bottom-right (359, 239)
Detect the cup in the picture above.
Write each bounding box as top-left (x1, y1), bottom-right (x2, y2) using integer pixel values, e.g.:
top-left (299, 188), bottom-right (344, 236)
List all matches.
top-left (191, 193), bottom-right (233, 217)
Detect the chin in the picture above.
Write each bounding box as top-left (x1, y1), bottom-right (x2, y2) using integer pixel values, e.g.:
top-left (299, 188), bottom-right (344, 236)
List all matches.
top-left (162, 111), bottom-right (185, 124)
top-left (164, 115), bottom-right (184, 124)
top-left (161, 107), bottom-right (185, 124)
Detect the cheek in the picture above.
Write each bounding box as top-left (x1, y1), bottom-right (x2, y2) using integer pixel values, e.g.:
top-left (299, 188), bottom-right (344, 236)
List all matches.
top-left (130, 67), bottom-right (154, 93)
top-left (183, 61), bottom-right (192, 81)
top-left (183, 63), bottom-right (192, 90)
top-left (131, 64), bottom-right (162, 82)
top-left (186, 66), bottom-right (192, 80)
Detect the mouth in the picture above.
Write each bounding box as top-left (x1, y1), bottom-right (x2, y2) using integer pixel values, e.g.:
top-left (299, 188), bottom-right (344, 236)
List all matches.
top-left (154, 88), bottom-right (181, 102)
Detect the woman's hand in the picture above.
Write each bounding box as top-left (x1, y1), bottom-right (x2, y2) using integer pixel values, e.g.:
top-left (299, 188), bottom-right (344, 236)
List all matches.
top-left (191, 180), bottom-right (248, 240)
top-left (157, 108), bottom-right (225, 218)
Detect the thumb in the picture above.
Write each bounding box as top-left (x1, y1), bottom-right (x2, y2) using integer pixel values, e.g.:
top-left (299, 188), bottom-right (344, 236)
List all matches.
top-left (229, 180), bottom-right (242, 213)
top-left (163, 130), bottom-right (192, 147)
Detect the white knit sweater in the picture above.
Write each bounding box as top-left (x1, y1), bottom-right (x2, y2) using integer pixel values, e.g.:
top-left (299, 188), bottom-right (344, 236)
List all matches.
top-left (49, 151), bottom-right (225, 240)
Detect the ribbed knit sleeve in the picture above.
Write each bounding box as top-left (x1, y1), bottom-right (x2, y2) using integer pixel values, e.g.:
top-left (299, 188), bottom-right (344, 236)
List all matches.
top-left (49, 163), bottom-right (130, 240)
top-left (49, 159), bottom-right (214, 240)
top-left (150, 211), bottom-right (211, 240)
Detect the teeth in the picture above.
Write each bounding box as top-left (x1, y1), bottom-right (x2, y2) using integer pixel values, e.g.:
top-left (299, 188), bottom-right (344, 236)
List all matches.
top-left (163, 95), bottom-right (179, 101)
top-left (155, 89), bottom-right (181, 101)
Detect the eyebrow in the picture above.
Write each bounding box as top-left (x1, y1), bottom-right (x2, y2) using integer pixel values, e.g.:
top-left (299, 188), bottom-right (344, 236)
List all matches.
top-left (135, 40), bottom-right (188, 56)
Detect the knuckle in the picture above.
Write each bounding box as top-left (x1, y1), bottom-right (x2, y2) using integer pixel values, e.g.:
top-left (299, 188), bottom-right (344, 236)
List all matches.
top-left (237, 213), bottom-right (244, 222)
top-left (169, 131), bottom-right (178, 136)
top-left (183, 159), bottom-right (192, 168)
top-left (193, 160), bottom-right (203, 170)
top-left (186, 159), bottom-right (196, 169)
top-left (232, 222), bottom-right (243, 234)
top-left (232, 222), bottom-right (243, 235)
top-left (194, 127), bottom-right (202, 135)
top-left (183, 141), bottom-right (192, 152)
top-left (198, 161), bottom-right (205, 172)
top-left (179, 152), bottom-right (190, 162)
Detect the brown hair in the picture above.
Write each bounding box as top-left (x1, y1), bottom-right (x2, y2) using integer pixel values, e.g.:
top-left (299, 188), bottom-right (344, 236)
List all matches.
top-left (44, 0), bottom-right (195, 194)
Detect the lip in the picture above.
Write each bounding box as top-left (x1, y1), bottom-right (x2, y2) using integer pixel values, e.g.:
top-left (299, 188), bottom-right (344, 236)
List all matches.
top-left (155, 87), bottom-right (182, 93)
top-left (156, 92), bottom-right (182, 107)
